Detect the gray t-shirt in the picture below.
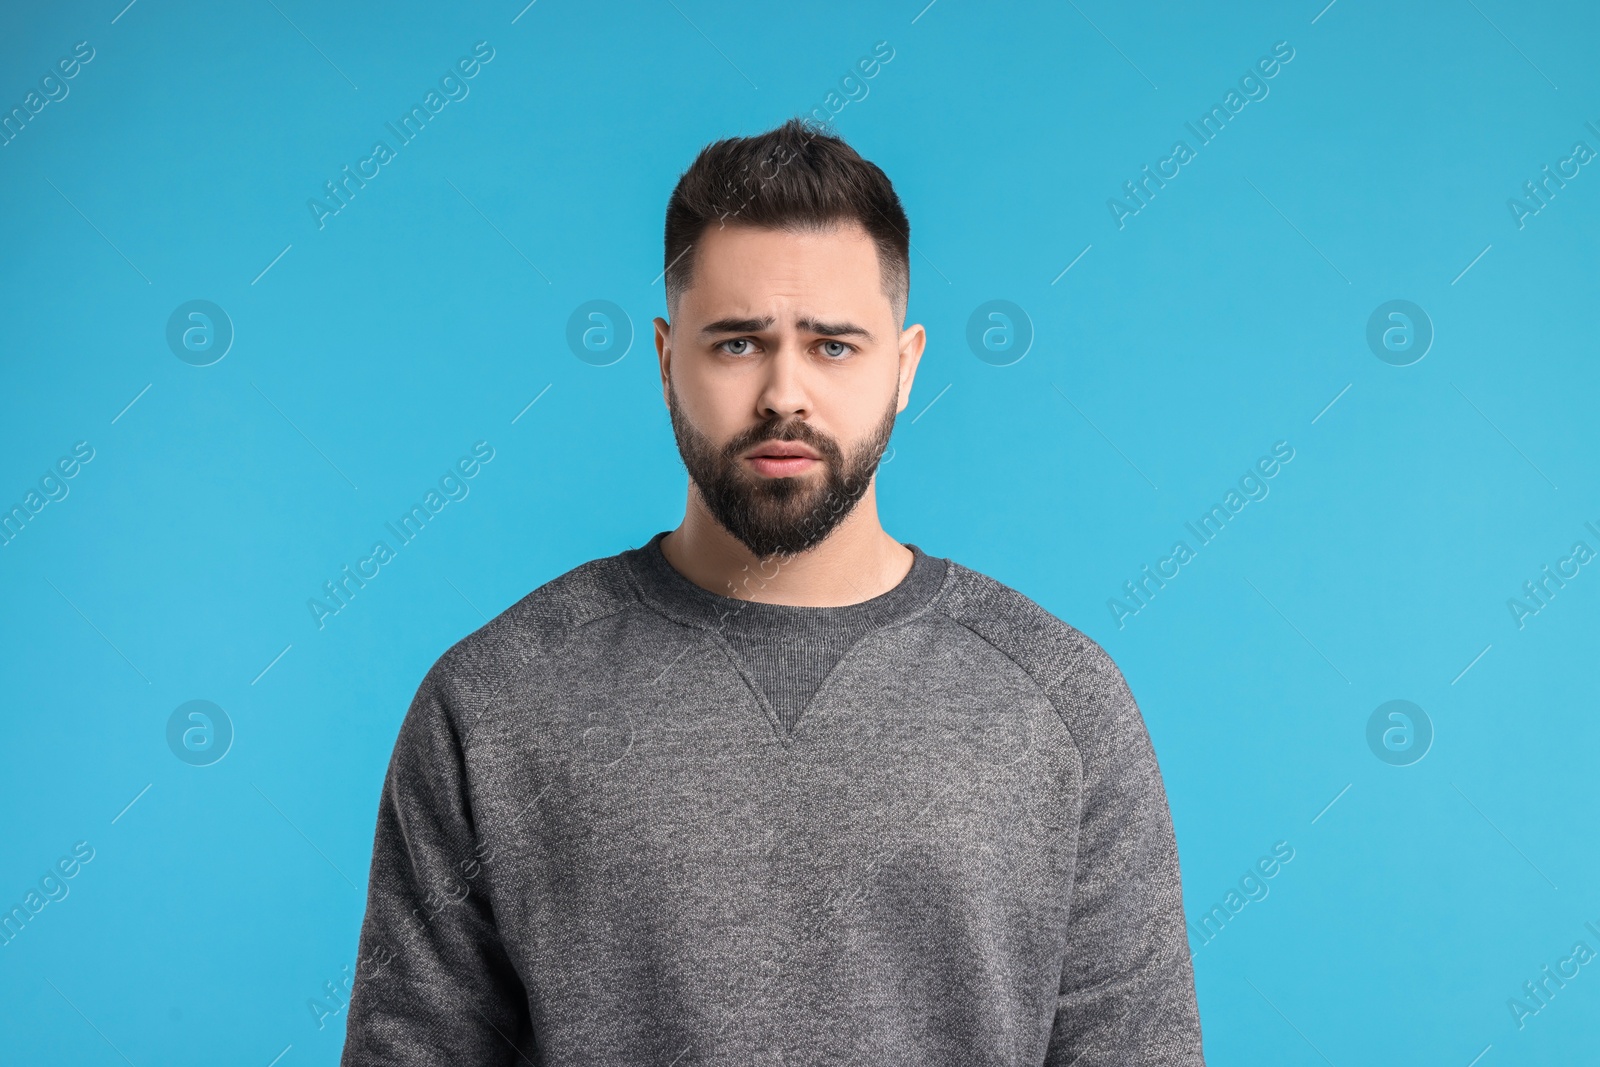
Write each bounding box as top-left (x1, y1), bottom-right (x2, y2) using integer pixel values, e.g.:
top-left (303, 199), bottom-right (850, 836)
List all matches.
top-left (342, 533), bottom-right (1205, 1066)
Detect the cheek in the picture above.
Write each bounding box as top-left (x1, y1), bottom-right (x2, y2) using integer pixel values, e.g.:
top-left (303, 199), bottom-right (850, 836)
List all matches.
top-left (676, 363), bottom-right (751, 441)
top-left (829, 377), bottom-right (897, 446)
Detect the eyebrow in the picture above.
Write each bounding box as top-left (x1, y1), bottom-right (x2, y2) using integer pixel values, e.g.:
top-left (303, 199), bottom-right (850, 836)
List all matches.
top-left (698, 315), bottom-right (877, 344)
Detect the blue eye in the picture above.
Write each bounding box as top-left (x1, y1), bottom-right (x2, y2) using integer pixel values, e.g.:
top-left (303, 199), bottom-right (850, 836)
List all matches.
top-left (720, 339), bottom-right (753, 355)
top-left (821, 341), bottom-right (851, 358)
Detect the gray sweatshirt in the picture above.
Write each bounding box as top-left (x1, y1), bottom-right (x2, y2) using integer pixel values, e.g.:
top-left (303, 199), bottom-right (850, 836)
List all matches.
top-left (340, 532), bottom-right (1205, 1066)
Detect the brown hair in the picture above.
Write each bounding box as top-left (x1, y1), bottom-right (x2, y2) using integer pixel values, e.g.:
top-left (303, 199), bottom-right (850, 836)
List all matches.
top-left (663, 117), bottom-right (911, 323)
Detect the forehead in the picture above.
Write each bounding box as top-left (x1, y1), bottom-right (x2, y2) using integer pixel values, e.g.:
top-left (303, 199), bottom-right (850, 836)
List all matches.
top-left (681, 221), bottom-right (886, 316)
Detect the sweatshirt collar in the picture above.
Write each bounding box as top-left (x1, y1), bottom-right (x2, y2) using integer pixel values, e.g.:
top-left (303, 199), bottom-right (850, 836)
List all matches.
top-left (620, 530), bottom-right (949, 637)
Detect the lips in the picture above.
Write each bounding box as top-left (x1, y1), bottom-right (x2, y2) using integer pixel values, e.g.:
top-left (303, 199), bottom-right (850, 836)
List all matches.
top-left (745, 447), bottom-right (812, 460)
top-left (744, 439), bottom-right (821, 478)
top-left (747, 442), bottom-right (820, 460)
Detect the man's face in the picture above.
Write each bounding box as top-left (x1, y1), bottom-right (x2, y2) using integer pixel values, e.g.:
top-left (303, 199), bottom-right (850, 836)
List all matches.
top-left (654, 220), bottom-right (923, 559)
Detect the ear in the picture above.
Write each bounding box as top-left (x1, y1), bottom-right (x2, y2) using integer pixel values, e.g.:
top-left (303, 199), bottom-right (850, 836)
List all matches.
top-left (653, 316), bottom-right (672, 405)
top-left (894, 322), bottom-right (926, 414)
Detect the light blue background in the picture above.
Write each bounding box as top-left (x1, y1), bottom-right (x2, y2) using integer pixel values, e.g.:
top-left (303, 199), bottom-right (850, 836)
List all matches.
top-left (2, 1), bottom-right (1596, 1063)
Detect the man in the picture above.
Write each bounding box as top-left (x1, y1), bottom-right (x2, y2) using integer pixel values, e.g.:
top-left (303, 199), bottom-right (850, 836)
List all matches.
top-left (342, 118), bottom-right (1205, 1066)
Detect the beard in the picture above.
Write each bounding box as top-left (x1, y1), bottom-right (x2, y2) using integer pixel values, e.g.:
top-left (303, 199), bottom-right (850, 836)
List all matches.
top-left (666, 377), bottom-right (898, 560)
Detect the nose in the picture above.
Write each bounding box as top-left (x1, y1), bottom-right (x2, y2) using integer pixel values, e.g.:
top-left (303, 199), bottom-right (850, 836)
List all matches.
top-left (754, 335), bottom-right (811, 422)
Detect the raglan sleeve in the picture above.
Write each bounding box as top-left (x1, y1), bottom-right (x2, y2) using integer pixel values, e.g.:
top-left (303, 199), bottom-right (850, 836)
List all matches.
top-left (340, 660), bottom-right (534, 1066)
top-left (1043, 635), bottom-right (1205, 1066)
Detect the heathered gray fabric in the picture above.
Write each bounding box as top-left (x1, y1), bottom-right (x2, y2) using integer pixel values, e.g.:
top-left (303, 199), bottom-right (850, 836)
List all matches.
top-left (629, 531), bottom-right (948, 734)
top-left (341, 534), bottom-right (1205, 1066)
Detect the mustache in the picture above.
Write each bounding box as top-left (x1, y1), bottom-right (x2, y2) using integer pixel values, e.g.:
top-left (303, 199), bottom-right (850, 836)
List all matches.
top-left (727, 419), bottom-right (838, 460)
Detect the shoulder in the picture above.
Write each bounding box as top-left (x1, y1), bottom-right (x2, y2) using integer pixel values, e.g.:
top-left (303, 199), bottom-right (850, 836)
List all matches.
top-left (933, 559), bottom-right (1141, 739)
top-left (414, 550), bottom-right (637, 720)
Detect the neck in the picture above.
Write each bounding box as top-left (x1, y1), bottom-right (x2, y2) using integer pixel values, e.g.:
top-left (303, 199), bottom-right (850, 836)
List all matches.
top-left (661, 483), bottom-right (913, 607)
